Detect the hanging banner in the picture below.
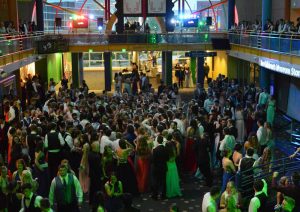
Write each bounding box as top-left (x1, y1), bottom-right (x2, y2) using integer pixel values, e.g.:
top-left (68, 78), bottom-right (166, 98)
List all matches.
top-left (148, 0), bottom-right (166, 14)
top-left (123, 0), bottom-right (142, 14)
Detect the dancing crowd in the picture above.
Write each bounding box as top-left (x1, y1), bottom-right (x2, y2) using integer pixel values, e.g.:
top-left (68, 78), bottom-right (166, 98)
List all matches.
top-left (0, 71), bottom-right (299, 212)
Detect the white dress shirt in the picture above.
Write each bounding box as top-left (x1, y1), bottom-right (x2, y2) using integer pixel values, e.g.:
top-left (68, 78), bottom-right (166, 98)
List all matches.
top-left (202, 192), bottom-right (217, 212)
top-left (100, 135), bottom-right (113, 154)
top-left (173, 118), bottom-right (185, 135)
top-left (248, 179), bottom-right (268, 212)
top-left (49, 174), bottom-right (83, 206)
top-left (8, 106), bottom-right (15, 122)
top-left (257, 126), bottom-right (267, 146)
top-left (20, 192), bottom-right (42, 212)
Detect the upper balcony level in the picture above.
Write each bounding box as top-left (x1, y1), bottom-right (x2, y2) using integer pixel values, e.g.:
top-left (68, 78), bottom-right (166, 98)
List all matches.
top-left (1, 31), bottom-right (300, 63)
top-left (229, 31), bottom-right (300, 56)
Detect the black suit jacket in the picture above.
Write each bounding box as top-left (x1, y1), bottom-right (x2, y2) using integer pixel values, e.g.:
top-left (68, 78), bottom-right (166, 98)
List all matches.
top-left (152, 145), bottom-right (168, 172)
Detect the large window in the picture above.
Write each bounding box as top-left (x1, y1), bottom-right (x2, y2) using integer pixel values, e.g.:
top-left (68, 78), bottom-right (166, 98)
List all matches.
top-left (44, 0), bottom-right (113, 32)
top-left (83, 51), bottom-right (132, 69)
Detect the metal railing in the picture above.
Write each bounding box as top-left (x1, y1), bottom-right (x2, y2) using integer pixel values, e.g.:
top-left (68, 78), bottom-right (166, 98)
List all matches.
top-left (2, 30), bottom-right (300, 59)
top-left (0, 32), bottom-right (45, 57)
top-left (236, 156), bottom-right (300, 200)
top-left (229, 31), bottom-right (300, 56)
top-left (61, 32), bottom-right (228, 45)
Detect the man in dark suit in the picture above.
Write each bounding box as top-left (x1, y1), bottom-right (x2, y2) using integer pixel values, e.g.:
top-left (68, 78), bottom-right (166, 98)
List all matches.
top-left (151, 135), bottom-right (168, 200)
top-left (227, 119), bottom-right (238, 139)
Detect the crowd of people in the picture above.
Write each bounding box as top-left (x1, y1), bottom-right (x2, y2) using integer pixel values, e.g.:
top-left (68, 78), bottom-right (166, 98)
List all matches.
top-left (0, 70), bottom-right (299, 212)
top-left (230, 17), bottom-right (300, 34)
top-left (0, 20), bottom-right (37, 35)
top-left (124, 21), bottom-right (151, 34)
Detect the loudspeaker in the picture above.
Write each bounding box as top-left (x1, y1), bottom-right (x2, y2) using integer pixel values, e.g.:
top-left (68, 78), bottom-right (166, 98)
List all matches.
top-left (97, 17), bottom-right (104, 27)
top-left (211, 38), bottom-right (231, 50)
top-left (206, 17), bottom-right (212, 26)
top-left (55, 17), bottom-right (62, 27)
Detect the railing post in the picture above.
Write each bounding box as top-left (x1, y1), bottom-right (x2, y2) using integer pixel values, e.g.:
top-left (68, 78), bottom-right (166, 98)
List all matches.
top-left (290, 34), bottom-right (293, 54)
top-left (282, 158), bottom-right (286, 176)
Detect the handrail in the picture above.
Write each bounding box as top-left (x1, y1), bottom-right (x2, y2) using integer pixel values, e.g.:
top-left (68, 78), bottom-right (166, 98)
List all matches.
top-left (237, 156), bottom-right (300, 199)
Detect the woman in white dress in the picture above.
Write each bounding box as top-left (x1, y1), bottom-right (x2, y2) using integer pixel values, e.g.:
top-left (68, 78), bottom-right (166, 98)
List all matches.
top-left (234, 105), bottom-right (245, 144)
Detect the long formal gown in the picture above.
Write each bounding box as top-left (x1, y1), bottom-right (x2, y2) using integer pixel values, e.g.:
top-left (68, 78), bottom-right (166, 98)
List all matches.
top-left (184, 137), bottom-right (197, 174)
top-left (166, 157), bottom-right (182, 198)
top-left (135, 155), bottom-right (150, 193)
top-left (116, 151), bottom-right (139, 196)
top-left (235, 110), bottom-right (245, 143)
top-left (79, 144), bottom-right (90, 194)
top-left (267, 100), bottom-right (275, 126)
top-left (32, 151), bottom-right (50, 197)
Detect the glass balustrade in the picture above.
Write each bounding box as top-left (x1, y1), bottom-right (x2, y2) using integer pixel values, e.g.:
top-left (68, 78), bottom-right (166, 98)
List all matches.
top-left (2, 31), bottom-right (300, 58)
top-left (229, 32), bottom-right (300, 56)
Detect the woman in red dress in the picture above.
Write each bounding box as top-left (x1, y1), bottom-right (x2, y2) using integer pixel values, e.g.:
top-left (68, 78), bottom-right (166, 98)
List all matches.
top-left (135, 135), bottom-right (151, 193)
top-left (184, 119), bottom-right (199, 174)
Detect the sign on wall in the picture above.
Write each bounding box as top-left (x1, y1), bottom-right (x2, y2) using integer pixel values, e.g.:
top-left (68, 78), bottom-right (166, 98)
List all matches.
top-left (148, 0), bottom-right (166, 14)
top-left (123, 0), bottom-right (142, 14)
top-left (259, 58), bottom-right (300, 78)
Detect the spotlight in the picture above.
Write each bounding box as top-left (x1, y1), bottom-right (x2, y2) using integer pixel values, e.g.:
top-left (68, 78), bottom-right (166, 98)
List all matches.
top-left (89, 14), bottom-right (95, 19)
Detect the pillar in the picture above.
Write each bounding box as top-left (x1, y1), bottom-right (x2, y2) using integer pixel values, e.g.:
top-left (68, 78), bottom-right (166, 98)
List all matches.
top-left (284, 0), bottom-right (291, 21)
top-left (7, 0), bottom-right (18, 31)
top-left (262, 0), bottom-right (272, 31)
top-left (36, 0), bottom-right (44, 31)
top-left (35, 58), bottom-right (48, 85)
top-left (197, 57), bottom-right (205, 86)
top-left (259, 67), bottom-right (270, 90)
top-left (227, 0), bottom-right (235, 30)
top-left (190, 57), bottom-right (196, 84)
top-left (71, 53), bottom-right (83, 88)
top-left (104, 52), bottom-right (112, 91)
top-left (15, 69), bottom-right (21, 98)
top-left (162, 51), bottom-right (172, 86)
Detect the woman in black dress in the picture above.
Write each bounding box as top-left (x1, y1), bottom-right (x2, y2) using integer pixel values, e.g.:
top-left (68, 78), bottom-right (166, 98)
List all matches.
top-left (116, 139), bottom-right (139, 196)
top-left (32, 140), bottom-right (50, 197)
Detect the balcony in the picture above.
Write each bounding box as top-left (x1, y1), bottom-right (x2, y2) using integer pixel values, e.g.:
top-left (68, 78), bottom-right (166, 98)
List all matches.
top-left (229, 31), bottom-right (300, 56)
top-left (1, 31), bottom-right (300, 63)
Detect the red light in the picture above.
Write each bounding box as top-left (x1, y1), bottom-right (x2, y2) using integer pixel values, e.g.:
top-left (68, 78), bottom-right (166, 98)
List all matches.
top-left (72, 19), bottom-right (88, 28)
top-left (69, 23), bottom-right (73, 28)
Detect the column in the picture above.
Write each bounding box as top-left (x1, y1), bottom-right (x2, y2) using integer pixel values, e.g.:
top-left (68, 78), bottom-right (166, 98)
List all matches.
top-left (162, 51), bottom-right (172, 86)
top-left (190, 57), bottom-right (196, 84)
top-left (71, 53), bottom-right (83, 88)
top-left (284, 0), bottom-right (291, 21)
top-left (259, 67), bottom-right (270, 90)
top-left (162, 51), bottom-right (166, 83)
top-left (197, 57), bottom-right (205, 87)
top-left (7, 0), bottom-right (18, 31)
top-left (36, 0), bottom-right (44, 31)
top-left (35, 58), bottom-right (48, 84)
top-left (227, 0), bottom-right (235, 30)
top-left (262, 0), bottom-right (272, 31)
top-left (15, 69), bottom-right (21, 98)
top-left (104, 52), bottom-right (112, 91)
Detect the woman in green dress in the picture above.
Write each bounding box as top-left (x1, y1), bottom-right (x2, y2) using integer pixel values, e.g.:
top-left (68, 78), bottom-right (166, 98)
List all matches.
top-left (166, 141), bottom-right (182, 198)
top-left (267, 95), bottom-right (276, 126)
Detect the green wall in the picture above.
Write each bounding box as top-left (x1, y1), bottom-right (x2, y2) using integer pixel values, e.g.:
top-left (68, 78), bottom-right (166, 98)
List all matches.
top-left (47, 53), bottom-right (62, 84)
top-left (190, 57), bottom-right (196, 84)
top-left (227, 56), bottom-right (250, 85)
